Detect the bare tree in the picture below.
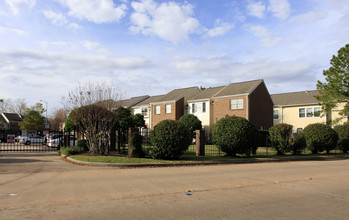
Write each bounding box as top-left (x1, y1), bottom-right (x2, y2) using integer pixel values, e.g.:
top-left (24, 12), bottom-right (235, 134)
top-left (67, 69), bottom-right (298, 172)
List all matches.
top-left (50, 108), bottom-right (69, 131)
top-left (61, 81), bottom-right (125, 111)
top-left (0, 98), bottom-right (28, 115)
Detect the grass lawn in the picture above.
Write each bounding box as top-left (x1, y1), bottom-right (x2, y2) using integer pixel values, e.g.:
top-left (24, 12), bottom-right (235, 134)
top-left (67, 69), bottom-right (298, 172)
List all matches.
top-left (68, 150), bottom-right (349, 165)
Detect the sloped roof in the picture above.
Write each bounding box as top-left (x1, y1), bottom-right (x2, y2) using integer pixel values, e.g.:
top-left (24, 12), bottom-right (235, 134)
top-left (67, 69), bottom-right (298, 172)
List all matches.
top-left (151, 87), bottom-right (200, 103)
top-left (1, 113), bottom-right (22, 122)
top-left (133, 95), bottom-right (166, 107)
top-left (214, 79), bottom-right (263, 98)
top-left (112, 95), bottom-right (150, 108)
top-left (271, 90), bottom-right (320, 106)
top-left (188, 86), bottom-right (225, 101)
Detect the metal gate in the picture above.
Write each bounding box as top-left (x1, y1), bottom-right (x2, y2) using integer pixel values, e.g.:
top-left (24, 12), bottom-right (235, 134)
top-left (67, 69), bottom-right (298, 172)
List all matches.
top-left (0, 131), bottom-right (63, 152)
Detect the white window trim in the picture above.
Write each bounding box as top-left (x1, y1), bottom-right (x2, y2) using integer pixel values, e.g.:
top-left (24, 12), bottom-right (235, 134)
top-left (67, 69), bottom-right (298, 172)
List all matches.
top-left (165, 104), bottom-right (171, 114)
top-left (230, 99), bottom-right (243, 110)
top-left (155, 105), bottom-right (160, 115)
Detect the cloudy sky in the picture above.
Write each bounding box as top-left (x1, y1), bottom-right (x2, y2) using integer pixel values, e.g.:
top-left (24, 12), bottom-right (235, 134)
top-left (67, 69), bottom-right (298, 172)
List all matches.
top-left (0, 0), bottom-right (348, 115)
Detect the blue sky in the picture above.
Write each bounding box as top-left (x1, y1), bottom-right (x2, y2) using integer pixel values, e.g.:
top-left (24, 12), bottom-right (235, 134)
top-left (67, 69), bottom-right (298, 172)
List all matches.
top-left (0, 0), bottom-right (348, 115)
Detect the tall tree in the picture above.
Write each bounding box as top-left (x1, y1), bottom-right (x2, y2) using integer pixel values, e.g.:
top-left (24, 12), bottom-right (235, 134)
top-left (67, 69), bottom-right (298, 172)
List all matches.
top-left (50, 108), bottom-right (69, 131)
top-left (70, 105), bottom-right (116, 155)
top-left (61, 81), bottom-right (125, 111)
top-left (19, 110), bottom-right (45, 131)
top-left (316, 44), bottom-right (349, 123)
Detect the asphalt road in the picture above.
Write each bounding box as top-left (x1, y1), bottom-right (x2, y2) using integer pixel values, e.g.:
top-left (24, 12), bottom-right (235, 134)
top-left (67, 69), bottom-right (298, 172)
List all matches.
top-left (1, 152), bottom-right (349, 220)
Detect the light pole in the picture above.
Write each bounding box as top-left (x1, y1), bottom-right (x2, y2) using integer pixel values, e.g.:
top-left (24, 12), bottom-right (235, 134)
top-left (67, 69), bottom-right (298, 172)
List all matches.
top-left (40, 99), bottom-right (49, 130)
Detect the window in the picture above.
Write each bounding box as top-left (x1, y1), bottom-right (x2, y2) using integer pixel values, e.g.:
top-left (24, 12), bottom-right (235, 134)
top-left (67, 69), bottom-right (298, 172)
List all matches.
top-left (196, 103), bottom-right (202, 113)
top-left (306, 108), bottom-right (313, 117)
top-left (192, 103), bottom-right (196, 113)
top-left (141, 108), bottom-right (148, 116)
top-left (230, 99), bottom-right (243, 110)
top-left (155, 105), bottom-right (160, 115)
top-left (300, 107), bottom-right (322, 118)
top-left (314, 107), bottom-right (321, 117)
top-left (165, 104), bottom-right (171, 114)
top-left (273, 110), bottom-right (279, 120)
top-left (297, 128), bottom-right (303, 133)
top-left (202, 102), bottom-right (206, 113)
top-left (299, 108), bottom-right (305, 118)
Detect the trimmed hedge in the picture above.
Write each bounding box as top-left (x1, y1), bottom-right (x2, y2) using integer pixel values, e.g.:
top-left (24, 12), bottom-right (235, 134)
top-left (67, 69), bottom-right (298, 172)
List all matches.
top-left (150, 120), bottom-right (192, 160)
top-left (212, 116), bottom-right (259, 156)
top-left (290, 132), bottom-right (306, 155)
top-left (303, 123), bottom-right (338, 154)
top-left (269, 124), bottom-right (293, 155)
top-left (128, 131), bottom-right (145, 158)
top-left (334, 124), bottom-right (349, 153)
top-left (60, 146), bottom-right (85, 156)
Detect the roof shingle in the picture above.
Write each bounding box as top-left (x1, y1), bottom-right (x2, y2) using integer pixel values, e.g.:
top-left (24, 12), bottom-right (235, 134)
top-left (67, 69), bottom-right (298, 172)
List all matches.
top-left (271, 90), bottom-right (320, 106)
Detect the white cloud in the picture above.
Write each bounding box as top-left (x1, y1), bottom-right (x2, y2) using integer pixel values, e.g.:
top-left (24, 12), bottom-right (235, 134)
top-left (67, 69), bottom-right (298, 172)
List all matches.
top-left (57, 0), bottom-right (127, 23)
top-left (290, 11), bottom-right (326, 23)
top-left (81, 40), bottom-right (100, 50)
top-left (244, 24), bottom-right (281, 47)
top-left (5, 0), bottom-right (36, 15)
top-left (0, 26), bottom-right (28, 36)
top-left (129, 0), bottom-right (200, 44)
top-left (67, 23), bottom-right (82, 29)
top-left (204, 20), bottom-right (234, 38)
top-left (43, 10), bottom-right (83, 29)
top-left (267, 0), bottom-right (290, 20)
top-left (43, 10), bottom-right (68, 26)
top-left (247, 1), bottom-right (266, 18)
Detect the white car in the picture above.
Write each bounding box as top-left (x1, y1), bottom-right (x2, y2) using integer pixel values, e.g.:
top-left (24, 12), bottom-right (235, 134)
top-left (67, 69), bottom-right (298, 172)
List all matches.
top-left (47, 135), bottom-right (76, 148)
top-left (20, 136), bottom-right (44, 145)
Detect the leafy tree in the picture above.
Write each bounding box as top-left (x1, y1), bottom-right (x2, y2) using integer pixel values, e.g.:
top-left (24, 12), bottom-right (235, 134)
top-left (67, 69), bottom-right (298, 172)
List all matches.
top-left (132, 113), bottom-right (146, 128)
top-left (178, 114), bottom-right (202, 138)
top-left (70, 105), bottom-right (116, 155)
top-left (64, 112), bottom-right (77, 132)
top-left (113, 107), bottom-right (146, 152)
top-left (19, 110), bottom-right (45, 131)
top-left (316, 44), bottom-right (349, 123)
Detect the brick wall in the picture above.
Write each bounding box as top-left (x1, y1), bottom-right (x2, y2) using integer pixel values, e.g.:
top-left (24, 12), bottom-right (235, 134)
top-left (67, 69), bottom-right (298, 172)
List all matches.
top-left (249, 82), bottom-right (273, 130)
top-left (151, 102), bottom-right (176, 129)
top-left (213, 95), bottom-right (247, 124)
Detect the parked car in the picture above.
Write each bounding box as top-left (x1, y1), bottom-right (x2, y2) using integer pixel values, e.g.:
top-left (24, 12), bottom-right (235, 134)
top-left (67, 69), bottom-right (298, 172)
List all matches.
top-left (47, 135), bottom-right (76, 148)
top-left (20, 136), bottom-right (44, 145)
top-left (15, 135), bottom-right (23, 142)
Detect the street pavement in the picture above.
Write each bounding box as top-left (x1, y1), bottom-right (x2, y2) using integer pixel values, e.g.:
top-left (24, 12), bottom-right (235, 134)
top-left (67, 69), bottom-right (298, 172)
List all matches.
top-left (0, 152), bottom-right (349, 219)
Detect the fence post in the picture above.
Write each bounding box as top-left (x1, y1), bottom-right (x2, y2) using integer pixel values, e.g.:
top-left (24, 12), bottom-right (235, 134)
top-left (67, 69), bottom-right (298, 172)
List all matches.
top-left (196, 129), bottom-right (205, 156)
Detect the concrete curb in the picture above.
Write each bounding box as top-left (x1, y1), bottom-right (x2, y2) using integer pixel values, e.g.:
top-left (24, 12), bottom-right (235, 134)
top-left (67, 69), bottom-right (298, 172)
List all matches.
top-left (61, 154), bottom-right (349, 168)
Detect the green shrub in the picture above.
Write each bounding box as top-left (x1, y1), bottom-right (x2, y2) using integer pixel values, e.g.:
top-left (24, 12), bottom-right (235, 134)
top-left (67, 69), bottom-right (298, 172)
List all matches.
top-left (334, 125), bottom-right (349, 153)
top-left (303, 123), bottom-right (338, 154)
top-left (269, 124), bottom-right (293, 155)
top-left (212, 116), bottom-right (259, 156)
top-left (128, 131), bottom-right (145, 158)
top-left (76, 139), bottom-right (89, 151)
top-left (290, 132), bottom-right (306, 155)
top-left (150, 120), bottom-right (192, 160)
top-left (178, 114), bottom-right (202, 138)
top-left (60, 146), bottom-right (85, 156)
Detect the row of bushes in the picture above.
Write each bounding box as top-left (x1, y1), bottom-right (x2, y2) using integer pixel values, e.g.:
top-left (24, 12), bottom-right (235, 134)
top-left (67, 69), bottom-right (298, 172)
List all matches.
top-left (269, 123), bottom-right (349, 155)
top-left (61, 115), bottom-right (349, 160)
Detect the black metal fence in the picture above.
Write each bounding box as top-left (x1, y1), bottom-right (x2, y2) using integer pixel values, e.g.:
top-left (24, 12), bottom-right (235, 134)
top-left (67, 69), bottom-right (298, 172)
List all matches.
top-left (0, 131), bottom-right (63, 152)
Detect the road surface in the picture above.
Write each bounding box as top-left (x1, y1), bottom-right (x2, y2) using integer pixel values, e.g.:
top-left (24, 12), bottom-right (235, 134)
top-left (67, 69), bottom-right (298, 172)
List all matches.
top-left (1, 153), bottom-right (348, 219)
